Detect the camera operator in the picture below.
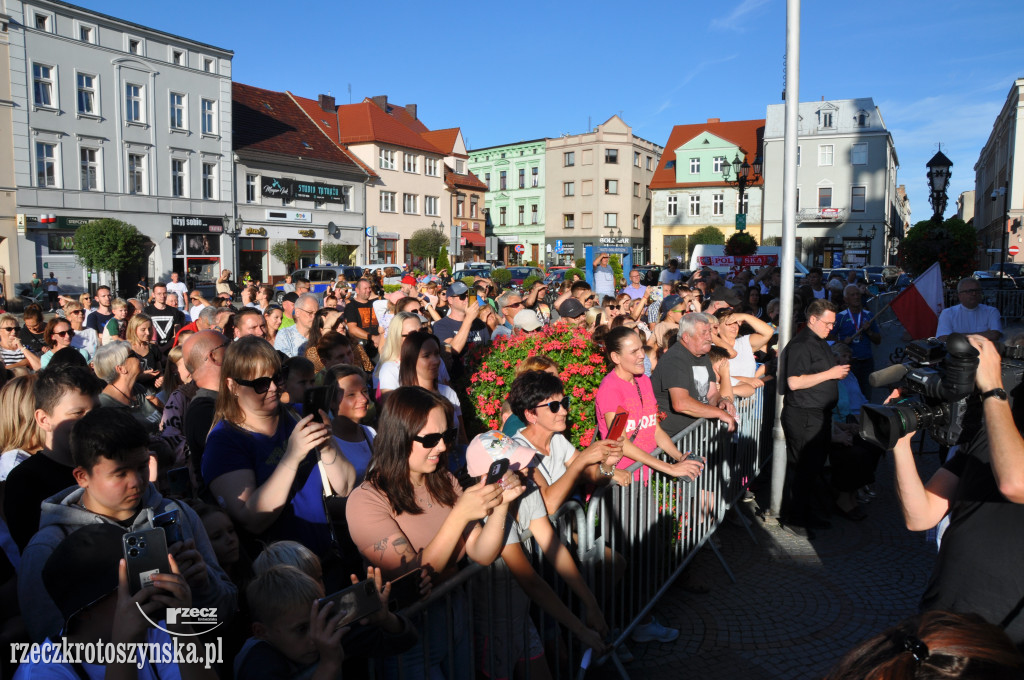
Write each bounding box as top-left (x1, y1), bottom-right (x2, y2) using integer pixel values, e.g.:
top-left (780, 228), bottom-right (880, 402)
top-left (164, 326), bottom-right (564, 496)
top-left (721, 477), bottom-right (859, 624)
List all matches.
top-left (891, 334), bottom-right (1024, 644)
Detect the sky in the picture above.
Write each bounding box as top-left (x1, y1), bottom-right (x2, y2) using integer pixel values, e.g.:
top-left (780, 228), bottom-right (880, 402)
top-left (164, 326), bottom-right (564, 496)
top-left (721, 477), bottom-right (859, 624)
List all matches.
top-left (79, 0), bottom-right (1024, 220)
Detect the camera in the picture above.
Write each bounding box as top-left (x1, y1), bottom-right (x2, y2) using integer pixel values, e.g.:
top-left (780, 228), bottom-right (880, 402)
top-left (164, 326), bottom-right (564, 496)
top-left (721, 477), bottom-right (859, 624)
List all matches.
top-left (860, 333), bottom-right (1024, 449)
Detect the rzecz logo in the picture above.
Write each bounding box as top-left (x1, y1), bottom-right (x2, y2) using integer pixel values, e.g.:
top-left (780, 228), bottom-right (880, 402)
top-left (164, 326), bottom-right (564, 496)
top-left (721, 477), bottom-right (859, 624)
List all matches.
top-left (138, 605), bottom-right (222, 637)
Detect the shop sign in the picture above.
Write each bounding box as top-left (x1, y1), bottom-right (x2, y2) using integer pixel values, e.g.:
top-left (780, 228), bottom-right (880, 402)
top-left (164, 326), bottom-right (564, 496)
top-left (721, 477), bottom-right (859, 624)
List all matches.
top-left (245, 227), bottom-right (268, 236)
top-left (171, 216), bottom-right (224, 234)
top-left (262, 177), bottom-right (348, 204)
top-left (261, 178), bottom-right (293, 200)
top-left (599, 236), bottom-right (630, 245)
top-left (297, 229), bottom-right (316, 238)
top-left (46, 233), bottom-right (76, 252)
top-left (20, 214), bottom-right (96, 230)
top-left (266, 210), bottom-right (313, 223)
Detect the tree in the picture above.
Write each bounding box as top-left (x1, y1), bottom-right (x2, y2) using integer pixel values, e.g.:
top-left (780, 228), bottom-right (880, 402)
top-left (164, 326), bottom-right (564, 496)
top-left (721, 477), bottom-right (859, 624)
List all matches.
top-left (609, 254), bottom-right (624, 289)
top-left (491, 268), bottom-right (512, 286)
top-left (689, 226), bottom-right (726, 256)
top-left (73, 218), bottom-right (149, 293)
top-left (271, 240), bottom-right (301, 272)
top-left (408, 229), bottom-right (448, 269)
top-left (321, 243), bottom-right (354, 265)
top-left (898, 217), bottom-right (977, 282)
top-left (436, 245), bottom-right (451, 274)
top-left (724, 232), bottom-right (758, 257)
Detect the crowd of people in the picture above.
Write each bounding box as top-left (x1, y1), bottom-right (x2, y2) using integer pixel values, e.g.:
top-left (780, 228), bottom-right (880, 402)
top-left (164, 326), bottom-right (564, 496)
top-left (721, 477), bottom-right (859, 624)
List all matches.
top-left (0, 257), bottom-right (1022, 679)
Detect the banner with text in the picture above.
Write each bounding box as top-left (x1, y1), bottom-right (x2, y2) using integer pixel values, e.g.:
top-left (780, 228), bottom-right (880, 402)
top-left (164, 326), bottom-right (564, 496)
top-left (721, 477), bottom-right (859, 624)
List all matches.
top-left (696, 254), bottom-right (779, 268)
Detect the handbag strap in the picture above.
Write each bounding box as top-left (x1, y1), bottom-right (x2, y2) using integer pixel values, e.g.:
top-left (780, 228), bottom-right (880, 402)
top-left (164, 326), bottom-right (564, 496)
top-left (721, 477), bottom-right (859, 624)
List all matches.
top-left (317, 454), bottom-right (335, 498)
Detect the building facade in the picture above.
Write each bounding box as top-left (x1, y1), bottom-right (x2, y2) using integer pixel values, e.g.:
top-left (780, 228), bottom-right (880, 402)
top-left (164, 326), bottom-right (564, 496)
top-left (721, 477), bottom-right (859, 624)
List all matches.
top-left (762, 98), bottom-right (900, 268)
top-left (0, 7), bottom-right (18, 295)
top-left (467, 140), bottom-right (546, 265)
top-left (545, 116), bottom-right (660, 266)
top-left (233, 84), bottom-right (369, 283)
top-left (649, 118), bottom-right (762, 265)
top-left (420, 128), bottom-right (488, 266)
top-left (973, 78), bottom-right (1024, 270)
top-left (8, 0), bottom-right (233, 293)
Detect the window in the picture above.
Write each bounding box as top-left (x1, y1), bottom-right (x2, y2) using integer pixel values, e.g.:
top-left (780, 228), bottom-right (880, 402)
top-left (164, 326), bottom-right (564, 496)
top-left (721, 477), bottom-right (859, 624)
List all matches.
top-left (518, 205), bottom-right (525, 225)
top-left (855, 111), bottom-right (869, 127)
top-left (531, 166), bottom-right (539, 187)
top-left (403, 193), bottom-right (417, 214)
top-left (667, 195), bottom-right (678, 216)
top-left (204, 58), bottom-right (215, 73)
top-left (484, 172), bottom-right (491, 189)
top-left (80, 148), bottom-right (99, 190)
top-left (713, 156), bottom-right (725, 173)
top-left (633, 182), bottom-right (640, 197)
top-left (689, 195), bottom-right (700, 216)
top-left (581, 180), bottom-right (593, 196)
top-left (634, 151), bottom-right (641, 167)
top-left (201, 99), bottom-right (216, 135)
top-left (128, 39), bottom-right (141, 55)
top-left (564, 151), bottom-right (575, 167)
top-left (604, 213), bottom-right (617, 228)
top-left (170, 93), bottom-right (186, 130)
top-left (125, 84), bottom-right (143, 123)
top-left (404, 153), bottom-right (418, 173)
top-left (380, 191), bottom-right (396, 212)
top-left (128, 153), bottom-right (146, 194)
top-left (76, 74), bottom-right (96, 115)
top-left (172, 50), bottom-right (184, 65)
top-left (818, 187), bottom-right (832, 208)
top-left (470, 197), bottom-right (478, 218)
top-left (455, 160), bottom-right (464, 174)
top-left (379, 149), bottom-right (395, 170)
top-left (564, 182), bottom-right (574, 197)
top-left (818, 144), bottom-right (834, 166)
top-left (518, 168), bottom-right (525, 189)
top-left (646, 156), bottom-right (652, 171)
top-left (737, 192), bottom-right (749, 214)
top-left (499, 207), bottom-right (507, 226)
top-left (425, 195), bottom-right (439, 216)
top-left (425, 158), bottom-right (438, 176)
top-left (33, 64), bottom-right (54, 108)
top-left (34, 14), bottom-right (49, 31)
top-left (851, 143), bottom-right (868, 165)
top-left (797, 145), bottom-right (801, 166)
top-left (796, 187), bottom-right (800, 211)
top-left (171, 159), bottom-right (186, 197)
top-left (821, 111), bottom-right (833, 128)
top-left (713, 193), bottom-right (724, 216)
top-left (582, 213), bottom-right (593, 229)
top-left (456, 197), bottom-right (465, 217)
top-left (632, 214), bottom-right (639, 230)
top-left (690, 158), bottom-right (700, 174)
top-left (202, 162), bottom-right (215, 199)
top-left (605, 179), bottom-right (618, 194)
top-left (499, 171), bottom-right (507, 190)
top-left (36, 142), bottom-right (57, 187)
top-left (246, 174), bottom-right (258, 203)
top-left (851, 186), bottom-right (866, 212)
top-left (582, 149), bottom-right (593, 165)
top-left (564, 213), bottom-right (575, 229)
top-left (79, 26), bottom-right (93, 42)
top-left (605, 148), bottom-right (618, 164)
top-left (531, 205), bottom-right (538, 224)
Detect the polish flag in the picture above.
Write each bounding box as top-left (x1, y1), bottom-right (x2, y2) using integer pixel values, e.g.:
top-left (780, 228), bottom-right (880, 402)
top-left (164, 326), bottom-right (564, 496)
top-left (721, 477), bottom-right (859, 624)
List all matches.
top-left (890, 262), bottom-right (944, 339)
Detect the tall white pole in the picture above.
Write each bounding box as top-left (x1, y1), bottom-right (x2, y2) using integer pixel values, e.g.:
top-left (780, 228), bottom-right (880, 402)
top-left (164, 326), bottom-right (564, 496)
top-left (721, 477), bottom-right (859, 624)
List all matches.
top-left (769, 0), bottom-right (801, 518)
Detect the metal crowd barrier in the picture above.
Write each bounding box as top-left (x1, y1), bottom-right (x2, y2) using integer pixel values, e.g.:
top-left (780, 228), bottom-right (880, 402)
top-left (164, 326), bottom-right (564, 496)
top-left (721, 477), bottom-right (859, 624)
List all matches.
top-left (372, 388), bottom-right (767, 679)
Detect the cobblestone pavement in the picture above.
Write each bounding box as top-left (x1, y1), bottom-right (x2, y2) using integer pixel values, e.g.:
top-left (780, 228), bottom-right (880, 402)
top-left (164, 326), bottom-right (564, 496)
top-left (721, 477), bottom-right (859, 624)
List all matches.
top-left (590, 451), bottom-right (941, 679)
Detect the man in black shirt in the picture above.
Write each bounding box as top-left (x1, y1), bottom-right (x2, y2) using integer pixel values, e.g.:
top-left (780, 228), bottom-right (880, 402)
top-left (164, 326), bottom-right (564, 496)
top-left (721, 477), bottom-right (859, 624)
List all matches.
top-left (893, 335), bottom-right (1024, 644)
top-left (651, 312), bottom-right (736, 438)
top-left (778, 299), bottom-right (849, 536)
top-left (343, 278), bottom-right (381, 360)
top-left (181, 330), bottom-right (228, 490)
top-left (144, 282), bottom-right (187, 353)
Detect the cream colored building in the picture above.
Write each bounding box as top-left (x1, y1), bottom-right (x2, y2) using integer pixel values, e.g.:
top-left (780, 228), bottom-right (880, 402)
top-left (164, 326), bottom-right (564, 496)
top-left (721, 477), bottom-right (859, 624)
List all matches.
top-left (545, 116), bottom-right (661, 265)
top-left (0, 6), bottom-right (17, 294)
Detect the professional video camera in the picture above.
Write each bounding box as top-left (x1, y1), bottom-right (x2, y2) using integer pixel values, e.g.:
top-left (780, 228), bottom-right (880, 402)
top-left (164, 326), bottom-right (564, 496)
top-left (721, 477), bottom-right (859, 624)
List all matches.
top-left (860, 333), bottom-right (1024, 449)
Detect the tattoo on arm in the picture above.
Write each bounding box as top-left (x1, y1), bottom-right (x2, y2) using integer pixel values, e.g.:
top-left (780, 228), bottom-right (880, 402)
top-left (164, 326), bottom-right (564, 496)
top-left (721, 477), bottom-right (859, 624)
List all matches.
top-left (392, 536), bottom-right (415, 558)
top-left (374, 537), bottom-right (389, 554)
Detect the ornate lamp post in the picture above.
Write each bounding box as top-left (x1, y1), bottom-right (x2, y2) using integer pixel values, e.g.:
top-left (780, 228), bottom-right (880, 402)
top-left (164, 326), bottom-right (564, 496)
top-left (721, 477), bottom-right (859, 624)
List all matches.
top-left (721, 153), bottom-right (763, 232)
top-left (926, 149), bottom-right (953, 223)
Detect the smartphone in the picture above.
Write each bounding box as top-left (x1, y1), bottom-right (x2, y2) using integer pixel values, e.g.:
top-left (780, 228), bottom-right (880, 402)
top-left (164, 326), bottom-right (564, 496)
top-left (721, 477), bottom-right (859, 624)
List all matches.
top-left (166, 466), bottom-right (191, 499)
top-left (303, 385), bottom-right (332, 424)
top-left (152, 509), bottom-right (184, 545)
top-left (607, 408), bottom-right (629, 441)
top-left (123, 528), bottom-right (172, 595)
top-left (485, 458), bottom-right (510, 485)
top-left (387, 570), bottom-right (423, 612)
top-left (317, 578), bottom-right (382, 629)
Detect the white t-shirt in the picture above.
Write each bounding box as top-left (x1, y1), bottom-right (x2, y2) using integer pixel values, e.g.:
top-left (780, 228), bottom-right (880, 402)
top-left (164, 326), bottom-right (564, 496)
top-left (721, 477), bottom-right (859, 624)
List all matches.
top-left (512, 428), bottom-right (576, 486)
top-left (659, 268), bottom-right (683, 284)
top-left (188, 303), bottom-right (206, 321)
top-left (727, 334), bottom-right (758, 384)
top-left (374, 360), bottom-right (451, 393)
top-left (594, 265), bottom-right (615, 297)
top-left (166, 281), bottom-right (189, 309)
top-left (936, 303), bottom-right (1002, 338)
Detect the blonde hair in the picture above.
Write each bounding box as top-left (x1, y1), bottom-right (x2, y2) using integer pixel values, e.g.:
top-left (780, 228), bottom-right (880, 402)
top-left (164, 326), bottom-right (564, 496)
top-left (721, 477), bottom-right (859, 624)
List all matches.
top-left (93, 340), bottom-right (131, 382)
top-left (585, 306), bottom-right (605, 329)
top-left (515, 355), bottom-right (559, 377)
top-left (110, 298), bottom-right (128, 311)
top-left (252, 540), bottom-right (323, 582)
top-left (126, 313), bottom-right (152, 346)
top-left (378, 312), bottom-right (421, 366)
top-left (246, 564), bottom-right (324, 626)
top-left (63, 301), bottom-right (82, 314)
top-left (213, 335), bottom-right (281, 428)
top-left (0, 375), bottom-right (43, 454)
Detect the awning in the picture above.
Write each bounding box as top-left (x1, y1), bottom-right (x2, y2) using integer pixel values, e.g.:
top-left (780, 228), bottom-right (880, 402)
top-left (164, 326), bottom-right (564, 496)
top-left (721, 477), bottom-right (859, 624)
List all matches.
top-left (462, 231), bottom-right (484, 247)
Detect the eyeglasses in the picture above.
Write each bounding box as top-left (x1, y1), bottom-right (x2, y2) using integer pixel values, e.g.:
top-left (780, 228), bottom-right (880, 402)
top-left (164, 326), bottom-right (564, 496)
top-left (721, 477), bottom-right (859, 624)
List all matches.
top-left (206, 341), bottom-right (229, 364)
top-left (53, 329), bottom-right (75, 338)
top-left (70, 310), bottom-right (85, 315)
top-left (534, 396), bottom-right (570, 414)
top-left (505, 302), bottom-right (523, 309)
top-left (0, 326), bottom-right (18, 332)
top-left (454, 293), bottom-right (468, 300)
top-left (586, 295), bottom-right (597, 302)
top-left (815, 319), bottom-right (836, 328)
top-left (959, 288), bottom-right (982, 294)
top-left (412, 427), bottom-right (458, 448)
top-left (606, 304), bottom-right (620, 310)
top-left (406, 307), bottom-right (422, 314)
top-left (235, 372), bottom-right (284, 394)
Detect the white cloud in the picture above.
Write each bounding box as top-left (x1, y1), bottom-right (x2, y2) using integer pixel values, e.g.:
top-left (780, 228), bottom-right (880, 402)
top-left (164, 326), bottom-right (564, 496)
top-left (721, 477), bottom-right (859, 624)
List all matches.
top-left (711, 0), bottom-right (773, 31)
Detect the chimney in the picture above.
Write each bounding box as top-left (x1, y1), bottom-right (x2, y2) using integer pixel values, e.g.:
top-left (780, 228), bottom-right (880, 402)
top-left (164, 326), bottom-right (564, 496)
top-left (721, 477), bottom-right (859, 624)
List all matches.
top-left (370, 95), bottom-right (388, 111)
top-left (707, 117), bottom-right (720, 123)
top-left (406, 104), bottom-right (417, 120)
top-left (318, 94), bottom-right (335, 113)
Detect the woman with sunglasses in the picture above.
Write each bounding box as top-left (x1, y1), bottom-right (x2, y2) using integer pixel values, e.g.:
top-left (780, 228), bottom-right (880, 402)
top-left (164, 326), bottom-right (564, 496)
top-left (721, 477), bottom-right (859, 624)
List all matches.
top-left (39, 318), bottom-right (88, 368)
top-left (94, 340), bottom-right (163, 433)
top-left (202, 336), bottom-right (355, 560)
top-left (61, 300), bottom-right (97, 361)
top-left (399, 331), bottom-right (468, 446)
top-left (0, 313), bottom-right (41, 375)
top-left (509, 370), bottom-right (627, 513)
top-left (346, 386), bottom-right (521, 678)
top-left (712, 307), bottom-right (773, 398)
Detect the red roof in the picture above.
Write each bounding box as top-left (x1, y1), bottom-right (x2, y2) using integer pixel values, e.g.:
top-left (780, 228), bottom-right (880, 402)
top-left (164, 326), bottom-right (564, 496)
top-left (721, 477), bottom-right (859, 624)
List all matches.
top-left (289, 94), bottom-right (444, 156)
top-left (445, 167), bottom-right (487, 191)
top-left (232, 83), bottom-right (366, 172)
top-left (649, 119), bottom-right (765, 190)
top-left (385, 102), bottom-right (429, 134)
top-left (420, 128), bottom-right (462, 156)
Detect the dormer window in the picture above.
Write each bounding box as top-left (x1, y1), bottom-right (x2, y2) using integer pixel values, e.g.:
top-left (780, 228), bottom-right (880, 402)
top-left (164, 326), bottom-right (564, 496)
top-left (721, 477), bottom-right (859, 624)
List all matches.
top-left (821, 111), bottom-right (833, 128)
top-left (128, 39), bottom-right (141, 54)
top-left (855, 110), bottom-right (869, 127)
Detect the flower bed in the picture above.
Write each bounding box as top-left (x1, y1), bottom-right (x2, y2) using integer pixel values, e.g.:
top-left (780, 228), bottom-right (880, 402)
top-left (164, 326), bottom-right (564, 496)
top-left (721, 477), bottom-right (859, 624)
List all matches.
top-left (459, 321), bottom-right (605, 449)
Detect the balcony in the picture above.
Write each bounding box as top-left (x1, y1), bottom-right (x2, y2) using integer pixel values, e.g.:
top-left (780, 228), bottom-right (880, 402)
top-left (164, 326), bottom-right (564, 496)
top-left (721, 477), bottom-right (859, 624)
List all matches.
top-left (797, 207), bottom-right (849, 223)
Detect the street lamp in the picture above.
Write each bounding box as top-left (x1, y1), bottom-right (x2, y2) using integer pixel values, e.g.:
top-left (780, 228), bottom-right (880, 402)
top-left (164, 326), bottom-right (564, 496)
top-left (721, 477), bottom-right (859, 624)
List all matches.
top-left (926, 149), bottom-right (953, 223)
top-left (721, 153), bottom-right (762, 232)
top-left (992, 184), bottom-right (1009, 286)
top-left (224, 214), bottom-right (240, 274)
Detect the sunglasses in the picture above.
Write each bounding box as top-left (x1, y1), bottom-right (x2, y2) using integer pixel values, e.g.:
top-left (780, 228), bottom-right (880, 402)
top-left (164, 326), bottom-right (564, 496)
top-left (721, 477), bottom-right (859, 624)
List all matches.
top-left (586, 295), bottom-right (597, 302)
top-left (506, 302), bottom-right (523, 309)
top-left (53, 329), bottom-right (75, 338)
top-left (454, 293), bottom-right (468, 300)
top-left (235, 372), bottom-right (284, 394)
top-left (606, 304), bottom-right (620, 310)
top-left (412, 427), bottom-right (458, 448)
top-left (534, 396), bottom-right (571, 414)
top-left (0, 326), bottom-right (18, 332)
top-left (70, 310), bottom-right (85, 315)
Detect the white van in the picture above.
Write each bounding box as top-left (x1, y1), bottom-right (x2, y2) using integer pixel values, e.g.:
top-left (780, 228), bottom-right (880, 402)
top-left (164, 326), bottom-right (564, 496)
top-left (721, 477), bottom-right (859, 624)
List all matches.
top-left (689, 245), bottom-right (809, 276)
top-left (361, 264), bottom-right (404, 285)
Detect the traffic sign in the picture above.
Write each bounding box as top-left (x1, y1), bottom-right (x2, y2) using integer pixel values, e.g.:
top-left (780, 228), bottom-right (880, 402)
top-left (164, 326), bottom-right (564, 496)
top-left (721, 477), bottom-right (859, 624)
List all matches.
top-left (1010, 245), bottom-right (1020, 257)
top-left (514, 244), bottom-right (525, 254)
top-left (735, 213), bottom-right (747, 231)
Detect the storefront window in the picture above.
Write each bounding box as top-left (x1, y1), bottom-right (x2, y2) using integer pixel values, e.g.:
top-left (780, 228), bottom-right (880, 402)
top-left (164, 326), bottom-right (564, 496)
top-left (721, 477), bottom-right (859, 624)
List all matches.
top-left (296, 239), bottom-right (319, 269)
top-left (379, 238), bottom-right (397, 264)
top-left (239, 237), bottom-right (268, 284)
top-left (173, 233), bottom-right (222, 288)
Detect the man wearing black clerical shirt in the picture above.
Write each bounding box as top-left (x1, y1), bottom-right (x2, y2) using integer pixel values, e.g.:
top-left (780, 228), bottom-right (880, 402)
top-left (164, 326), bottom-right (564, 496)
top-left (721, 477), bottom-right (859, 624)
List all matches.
top-left (779, 299), bottom-right (849, 537)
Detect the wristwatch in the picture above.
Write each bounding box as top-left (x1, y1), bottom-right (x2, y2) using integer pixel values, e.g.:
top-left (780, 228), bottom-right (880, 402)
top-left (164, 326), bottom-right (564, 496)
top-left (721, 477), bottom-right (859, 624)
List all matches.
top-left (981, 388), bottom-right (1008, 402)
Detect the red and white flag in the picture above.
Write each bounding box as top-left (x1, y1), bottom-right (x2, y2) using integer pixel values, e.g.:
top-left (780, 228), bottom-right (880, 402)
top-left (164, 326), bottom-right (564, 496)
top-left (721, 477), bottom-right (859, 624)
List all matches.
top-left (890, 262), bottom-right (944, 339)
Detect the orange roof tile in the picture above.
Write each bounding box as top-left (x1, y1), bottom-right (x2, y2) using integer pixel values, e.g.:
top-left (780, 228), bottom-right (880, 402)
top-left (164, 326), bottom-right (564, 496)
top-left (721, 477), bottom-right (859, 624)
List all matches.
top-left (649, 119), bottom-right (765, 190)
top-left (421, 128), bottom-right (461, 155)
top-left (384, 102), bottom-right (430, 134)
top-left (445, 167), bottom-right (487, 191)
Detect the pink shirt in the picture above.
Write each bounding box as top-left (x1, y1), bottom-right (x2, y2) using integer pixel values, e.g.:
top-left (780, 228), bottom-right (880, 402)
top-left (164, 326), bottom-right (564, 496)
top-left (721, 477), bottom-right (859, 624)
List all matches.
top-left (596, 371), bottom-right (658, 480)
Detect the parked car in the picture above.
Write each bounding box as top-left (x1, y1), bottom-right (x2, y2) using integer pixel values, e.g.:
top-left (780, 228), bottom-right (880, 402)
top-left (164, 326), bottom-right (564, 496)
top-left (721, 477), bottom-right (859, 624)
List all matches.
top-left (989, 262), bottom-right (1024, 277)
top-left (274, 265), bottom-right (363, 301)
top-left (507, 266), bottom-right (544, 287)
top-left (452, 268), bottom-right (492, 282)
top-left (361, 264), bottom-right (403, 286)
